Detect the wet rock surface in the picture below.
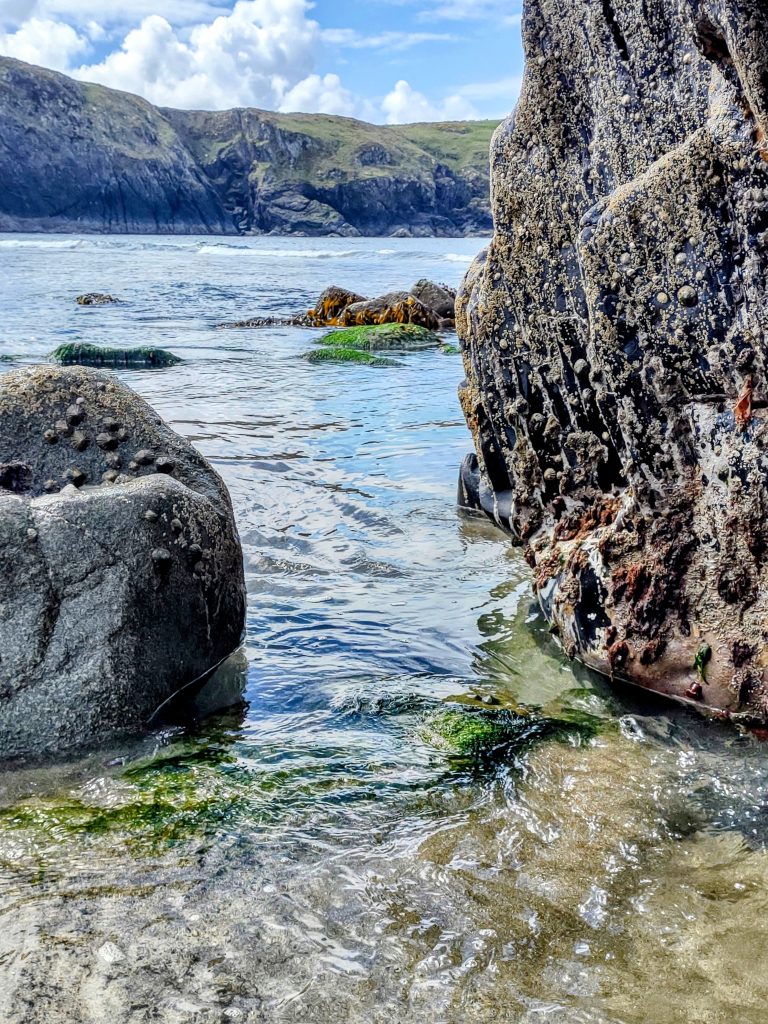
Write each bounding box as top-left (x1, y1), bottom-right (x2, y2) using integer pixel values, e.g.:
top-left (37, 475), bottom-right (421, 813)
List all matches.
top-left (458, 0), bottom-right (768, 719)
top-left (0, 366), bottom-right (246, 760)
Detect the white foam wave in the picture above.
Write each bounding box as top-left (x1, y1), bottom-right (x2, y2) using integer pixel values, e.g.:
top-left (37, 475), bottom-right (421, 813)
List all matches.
top-left (443, 253), bottom-right (474, 264)
top-left (196, 242), bottom-right (359, 259)
top-left (0, 238), bottom-right (86, 250)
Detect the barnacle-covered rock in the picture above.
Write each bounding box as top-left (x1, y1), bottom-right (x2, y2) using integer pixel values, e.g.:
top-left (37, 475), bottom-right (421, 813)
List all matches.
top-left (459, 0), bottom-right (768, 720)
top-left (0, 366), bottom-right (246, 760)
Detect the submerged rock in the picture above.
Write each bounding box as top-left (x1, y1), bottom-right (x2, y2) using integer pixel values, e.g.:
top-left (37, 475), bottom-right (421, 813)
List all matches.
top-left (75, 294), bottom-right (120, 306)
top-left (303, 347), bottom-right (401, 367)
top-left (51, 343), bottom-right (182, 368)
top-left (458, 0), bottom-right (768, 720)
top-left (316, 323), bottom-right (441, 351)
top-left (0, 365), bottom-right (246, 760)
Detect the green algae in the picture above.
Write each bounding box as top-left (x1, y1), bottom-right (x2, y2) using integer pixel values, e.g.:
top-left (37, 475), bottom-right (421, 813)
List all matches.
top-left (695, 643), bottom-right (712, 681)
top-left (304, 346), bottom-right (401, 367)
top-left (50, 342), bottom-right (182, 369)
top-left (440, 343), bottom-right (460, 355)
top-left (316, 323), bottom-right (441, 351)
top-left (421, 704), bottom-right (600, 769)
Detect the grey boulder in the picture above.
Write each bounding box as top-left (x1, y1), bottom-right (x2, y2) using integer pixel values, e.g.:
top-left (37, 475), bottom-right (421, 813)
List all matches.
top-left (0, 365), bottom-right (246, 760)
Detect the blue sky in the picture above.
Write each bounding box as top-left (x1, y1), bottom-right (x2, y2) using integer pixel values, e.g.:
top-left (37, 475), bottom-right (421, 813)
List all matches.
top-left (0, 0), bottom-right (524, 122)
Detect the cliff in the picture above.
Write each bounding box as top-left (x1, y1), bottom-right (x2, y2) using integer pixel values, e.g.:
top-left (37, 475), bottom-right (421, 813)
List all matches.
top-left (0, 56), bottom-right (498, 237)
top-left (458, 0), bottom-right (768, 720)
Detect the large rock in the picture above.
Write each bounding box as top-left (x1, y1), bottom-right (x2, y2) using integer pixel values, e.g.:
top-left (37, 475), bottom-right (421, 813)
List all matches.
top-left (338, 292), bottom-right (441, 330)
top-left (0, 366), bottom-right (246, 760)
top-left (459, 0), bottom-right (768, 720)
top-left (410, 279), bottom-right (457, 320)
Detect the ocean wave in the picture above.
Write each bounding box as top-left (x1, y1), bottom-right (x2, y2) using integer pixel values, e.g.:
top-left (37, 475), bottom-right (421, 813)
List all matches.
top-left (443, 253), bottom-right (474, 264)
top-left (197, 243), bottom-right (360, 260)
top-left (0, 238), bottom-right (87, 250)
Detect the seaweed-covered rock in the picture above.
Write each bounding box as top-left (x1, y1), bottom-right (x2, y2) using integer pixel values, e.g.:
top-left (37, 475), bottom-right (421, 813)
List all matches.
top-left (221, 314), bottom-right (314, 329)
top-left (75, 293), bottom-right (120, 306)
top-left (338, 292), bottom-right (441, 330)
top-left (458, 0), bottom-right (768, 720)
top-left (316, 323), bottom-right (441, 351)
top-left (0, 365), bottom-right (246, 760)
top-left (308, 286), bottom-right (367, 326)
top-left (303, 347), bottom-right (400, 367)
top-left (410, 279), bottom-right (457, 320)
top-left (51, 343), bottom-right (182, 369)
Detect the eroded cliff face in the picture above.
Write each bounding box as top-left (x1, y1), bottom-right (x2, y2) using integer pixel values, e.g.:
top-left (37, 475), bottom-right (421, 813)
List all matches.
top-left (459, 0), bottom-right (768, 720)
top-left (0, 57), bottom-right (497, 237)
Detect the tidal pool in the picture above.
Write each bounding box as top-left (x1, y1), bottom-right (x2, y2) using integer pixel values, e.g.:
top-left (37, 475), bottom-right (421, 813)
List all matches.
top-left (1, 235), bottom-right (767, 1024)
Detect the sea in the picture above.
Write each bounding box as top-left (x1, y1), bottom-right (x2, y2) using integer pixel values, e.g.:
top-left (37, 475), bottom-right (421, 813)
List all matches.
top-left (1, 233), bottom-right (767, 1024)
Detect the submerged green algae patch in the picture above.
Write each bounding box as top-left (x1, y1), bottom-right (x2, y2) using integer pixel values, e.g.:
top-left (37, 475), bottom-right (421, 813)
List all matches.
top-left (304, 346), bottom-right (401, 366)
top-left (51, 342), bottom-right (182, 369)
top-left (316, 323), bottom-right (441, 351)
top-left (421, 704), bottom-right (600, 769)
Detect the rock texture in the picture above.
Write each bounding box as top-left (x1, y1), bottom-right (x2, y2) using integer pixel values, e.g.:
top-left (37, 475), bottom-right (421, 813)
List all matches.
top-left (0, 56), bottom-right (497, 237)
top-left (458, 0), bottom-right (768, 720)
top-left (0, 366), bottom-right (246, 760)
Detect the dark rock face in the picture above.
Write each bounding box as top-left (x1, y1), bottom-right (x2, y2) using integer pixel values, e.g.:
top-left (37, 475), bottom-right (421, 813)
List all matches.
top-left (458, 0), bottom-right (768, 719)
top-left (0, 366), bottom-right (246, 760)
top-left (0, 56), bottom-right (497, 237)
top-left (410, 279), bottom-right (457, 319)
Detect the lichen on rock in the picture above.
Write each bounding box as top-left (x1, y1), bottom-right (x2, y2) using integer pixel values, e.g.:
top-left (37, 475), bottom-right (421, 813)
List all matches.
top-left (458, 0), bottom-right (768, 721)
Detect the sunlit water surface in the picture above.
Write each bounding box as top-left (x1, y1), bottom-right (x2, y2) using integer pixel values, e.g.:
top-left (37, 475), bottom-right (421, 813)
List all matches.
top-left (1, 234), bottom-right (768, 1024)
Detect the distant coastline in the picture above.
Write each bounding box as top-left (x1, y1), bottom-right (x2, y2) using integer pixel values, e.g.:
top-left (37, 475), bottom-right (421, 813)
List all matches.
top-left (0, 57), bottom-right (499, 239)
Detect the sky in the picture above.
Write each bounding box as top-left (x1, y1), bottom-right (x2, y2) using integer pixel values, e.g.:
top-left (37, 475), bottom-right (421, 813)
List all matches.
top-left (0, 0), bottom-right (524, 123)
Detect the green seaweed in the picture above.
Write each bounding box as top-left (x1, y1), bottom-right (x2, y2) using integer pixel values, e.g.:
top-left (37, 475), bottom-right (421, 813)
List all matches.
top-left (316, 323), bottom-right (441, 351)
top-left (50, 342), bottom-right (182, 369)
top-left (695, 643), bottom-right (712, 681)
top-left (440, 344), bottom-right (460, 355)
top-left (421, 704), bottom-right (600, 769)
top-left (304, 346), bottom-right (401, 366)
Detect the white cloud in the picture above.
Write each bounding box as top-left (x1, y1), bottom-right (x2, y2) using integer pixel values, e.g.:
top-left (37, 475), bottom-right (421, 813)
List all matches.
top-left (71, 0), bottom-right (321, 110)
top-left (0, 0), bottom-right (229, 27)
top-left (419, 0), bottom-right (521, 23)
top-left (381, 79), bottom-right (478, 124)
top-left (279, 72), bottom-right (358, 117)
top-left (0, 15), bottom-right (86, 69)
top-left (0, 0), bottom-right (498, 122)
top-left (321, 28), bottom-right (455, 51)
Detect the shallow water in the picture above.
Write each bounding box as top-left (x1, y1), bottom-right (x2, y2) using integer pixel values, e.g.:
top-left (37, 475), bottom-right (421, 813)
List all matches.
top-left (1, 234), bottom-right (768, 1024)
